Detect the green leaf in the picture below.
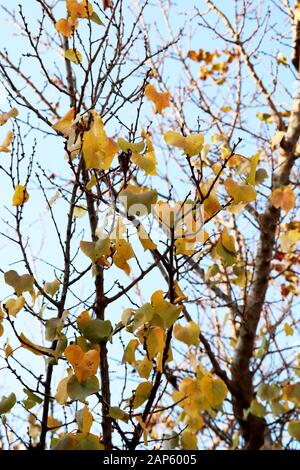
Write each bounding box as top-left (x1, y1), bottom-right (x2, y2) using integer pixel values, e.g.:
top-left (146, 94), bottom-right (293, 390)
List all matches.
top-left (163, 432), bottom-right (179, 450)
top-left (288, 421), bottom-right (300, 441)
top-left (181, 428), bottom-right (198, 450)
top-left (90, 11), bottom-right (104, 26)
top-left (248, 399), bottom-right (266, 418)
top-left (81, 319), bottom-right (112, 343)
top-left (67, 375), bottom-right (99, 403)
top-left (0, 393), bottom-right (16, 415)
top-left (53, 432), bottom-right (104, 450)
top-left (215, 239), bottom-right (236, 266)
top-left (45, 317), bottom-right (64, 342)
top-left (131, 381), bottom-right (152, 409)
top-left (22, 389), bottom-right (42, 410)
top-left (109, 406), bottom-right (129, 423)
top-left (270, 400), bottom-right (288, 417)
top-left (257, 383), bottom-right (281, 402)
top-left (64, 49), bottom-right (83, 64)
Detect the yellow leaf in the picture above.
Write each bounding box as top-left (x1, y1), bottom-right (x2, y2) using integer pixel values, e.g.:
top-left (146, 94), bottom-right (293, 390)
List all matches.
top-left (117, 137), bottom-right (145, 153)
top-left (199, 375), bottom-right (228, 407)
top-left (145, 84), bottom-right (170, 114)
top-left (5, 296), bottom-right (25, 316)
top-left (144, 326), bottom-right (166, 360)
top-left (151, 290), bottom-right (181, 328)
top-left (173, 376), bottom-right (209, 415)
top-left (77, 310), bottom-right (92, 331)
top-left (120, 184), bottom-right (158, 216)
top-left (246, 151), bottom-right (261, 186)
top-left (200, 180), bottom-right (222, 220)
top-left (224, 178), bottom-right (256, 204)
top-left (279, 229), bottom-right (300, 252)
top-left (20, 333), bottom-right (55, 356)
top-left (80, 237), bottom-right (110, 264)
top-left (76, 405), bottom-right (93, 434)
top-left (135, 356), bottom-right (153, 379)
top-left (138, 224), bottom-right (157, 251)
top-left (122, 339), bottom-right (139, 365)
top-left (12, 185), bottom-right (29, 207)
top-left (284, 323), bottom-right (294, 336)
top-left (109, 406), bottom-right (129, 423)
top-left (175, 237), bottom-right (195, 256)
top-left (164, 131), bottom-right (204, 157)
top-left (132, 151), bottom-right (157, 176)
top-left (132, 381), bottom-right (152, 409)
top-left (65, 49), bottom-right (83, 64)
top-left (65, 344), bottom-right (100, 383)
top-left (181, 428), bottom-right (198, 450)
top-left (0, 131), bottom-right (13, 153)
top-left (183, 414), bottom-right (204, 433)
top-left (43, 278), bottom-right (60, 297)
top-left (52, 108), bottom-right (75, 136)
top-left (221, 227), bottom-right (236, 254)
top-left (47, 416), bottom-right (62, 431)
top-left (82, 110), bottom-right (117, 169)
top-left (112, 239), bottom-right (135, 275)
top-left (0, 108), bottom-right (18, 126)
top-left (67, 0), bottom-right (93, 23)
top-left (270, 186), bottom-right (295, 214)
top-left (55, 369), bottom-right (73, 404)
top-left (173, 321), bottom-right (200, 347)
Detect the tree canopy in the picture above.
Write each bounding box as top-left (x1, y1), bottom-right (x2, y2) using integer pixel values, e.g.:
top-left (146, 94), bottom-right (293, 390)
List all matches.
top-left (0, 0), bottom-right (300, 451)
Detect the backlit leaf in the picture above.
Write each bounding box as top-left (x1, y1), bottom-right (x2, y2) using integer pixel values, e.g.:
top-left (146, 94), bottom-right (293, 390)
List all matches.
top-left (0, 130), bottom-right (13, 153)
top-left (200, 375), bottom-right (228, 407)
top-left (270, 186), bottom-right (295, 214)
top-left (164, 131), bottom-right (204, 157)
top-left (181, 428), bottom-right (198, 450)
top-left (82, 110), bottom-right (117, 170)
top-left (65, 49), bottom-right (83, 64)
top-left (0, 108), bottom-right (18, 126)
top-left (145, 84), bottom-right (170, 114)
top-left (288, 421), bottom-right (300, 441)
top-left (52, 108), bottom-right (75, 136)
top-left (12, 185), bottom-right (29, 207)
top-left (65, 344), bottom-right (100, 383)
top-left (0, 393), bottom-right (16, 415)
top-left (131, 381), bottom-right (152, 409)
top-left (173, 321), bottom-right (200, 347)
top-left (4, 270), bottom-right (34, 296)
top-left (67, 375), bottom-right (99, 402)
top-left (76, 405), bottom-right (93, 434)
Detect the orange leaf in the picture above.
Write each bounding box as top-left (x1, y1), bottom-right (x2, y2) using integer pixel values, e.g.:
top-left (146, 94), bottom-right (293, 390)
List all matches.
top-left (145, 84), bottom-right (170, 114)
top-left (55, 18), bottom-right (74, 38)
top-left (270, 186), bottom-right (295, 214)
top-left (65, 344), bottom-right (99, 383)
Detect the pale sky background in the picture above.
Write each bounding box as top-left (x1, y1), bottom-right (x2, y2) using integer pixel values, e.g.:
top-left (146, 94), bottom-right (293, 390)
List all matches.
top-left (0, 0), bottom-right (298, 448)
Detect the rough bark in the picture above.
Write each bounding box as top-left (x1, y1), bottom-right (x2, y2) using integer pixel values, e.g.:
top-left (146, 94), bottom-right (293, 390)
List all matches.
top-left (231, 85), bottom-right (300, 449)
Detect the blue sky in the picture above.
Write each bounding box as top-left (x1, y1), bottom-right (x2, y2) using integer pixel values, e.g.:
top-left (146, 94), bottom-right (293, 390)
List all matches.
top-left (0, 0), bottom-right (299, 448)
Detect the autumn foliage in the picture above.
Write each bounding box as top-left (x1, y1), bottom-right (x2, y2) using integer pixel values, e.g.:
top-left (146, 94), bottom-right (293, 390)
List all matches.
top-left (0, 0), bottom-right (300, 451)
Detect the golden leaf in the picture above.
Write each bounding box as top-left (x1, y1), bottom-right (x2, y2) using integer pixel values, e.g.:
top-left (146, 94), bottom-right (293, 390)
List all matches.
top-left (65, 344), bottom-right (100, 383)
top-left (12, 185), bottom-right (29, 207)
top-left (145, 84), bottom-right (170, 114)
